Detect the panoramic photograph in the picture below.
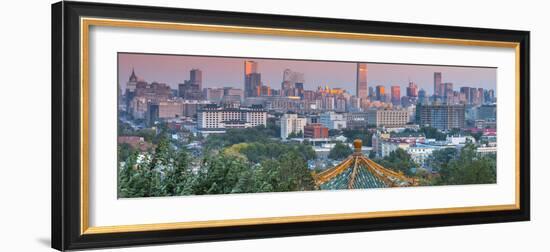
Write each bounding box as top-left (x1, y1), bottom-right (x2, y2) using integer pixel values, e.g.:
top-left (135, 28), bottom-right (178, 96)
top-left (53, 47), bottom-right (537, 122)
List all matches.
top-left (116, 52), bottom-right (497, 198)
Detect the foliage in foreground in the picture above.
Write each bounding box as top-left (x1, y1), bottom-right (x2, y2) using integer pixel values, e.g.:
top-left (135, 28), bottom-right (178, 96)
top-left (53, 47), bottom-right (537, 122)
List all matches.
top-left (118, 135), bottom-right (316, 198)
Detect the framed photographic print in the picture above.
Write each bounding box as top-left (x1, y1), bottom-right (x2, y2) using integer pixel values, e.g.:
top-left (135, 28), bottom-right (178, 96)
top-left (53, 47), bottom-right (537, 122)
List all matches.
top-left (51, 1), bottom-right (530, 251)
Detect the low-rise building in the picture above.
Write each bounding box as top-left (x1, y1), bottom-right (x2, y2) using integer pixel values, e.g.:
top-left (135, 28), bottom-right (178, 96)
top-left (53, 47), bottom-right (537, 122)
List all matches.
top-left (345, 112), bottom-right (369, 129)
top-left (367, 109), bottom-right (409, 127)
top-left (304, 123), bottom-right (329, 139)
top-left (117, 136), bottom-right (154, 152)
top-left (319, 111), bottom-right (347, 130)
top-left (477, 146), bottom-right (497, 156)
top-left (197, 104), bottom-right (266, 131)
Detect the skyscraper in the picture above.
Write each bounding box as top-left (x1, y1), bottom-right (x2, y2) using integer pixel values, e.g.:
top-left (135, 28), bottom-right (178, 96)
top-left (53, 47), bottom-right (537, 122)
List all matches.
top-left (376, 85), bottom-right (386, 101)
top-left (246, 73), bottom-right (262, 97)
top-left (356, 63), bottom-right (368, 99)
top-left (178, 69), bottom-right (203, 99)
top-left (443, 82), bottom-right (453, 98)
top-left (244, 61), bottom-right (260, 97)
top-left (281, 68), bottom-right (305, 97)
top-left (418, 88), bottom-right (428, 104)
top-left (434, 72), bottom-right (442, 97)
top-left (368, 86), bottom-right (375, 99)
top-left (391, 86), bottom-right (401, 106)
top-left (478, 88), bottom-right (485, 104)
top-left (189, 69), bottom-right (202, 90)
top-left (244, 60), bottom-right (258, 76)
top-left (406, 81), bottom-right (418, 97)
top-left (460, 87), bottom-right (471, 104)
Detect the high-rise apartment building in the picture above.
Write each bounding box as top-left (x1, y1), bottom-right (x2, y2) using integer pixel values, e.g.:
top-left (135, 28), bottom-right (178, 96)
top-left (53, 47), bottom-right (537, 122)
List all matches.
top-left (416, 104), bottom-right (465, 131)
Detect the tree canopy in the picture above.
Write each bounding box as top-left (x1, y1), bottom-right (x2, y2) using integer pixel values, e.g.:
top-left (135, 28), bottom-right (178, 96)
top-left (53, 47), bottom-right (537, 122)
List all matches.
top-left (377, 148), bottom-right (417, 175)
top-left (328, 142), bottom-right (353, 160)
top-left (429, 143), bottom-right (496, 185)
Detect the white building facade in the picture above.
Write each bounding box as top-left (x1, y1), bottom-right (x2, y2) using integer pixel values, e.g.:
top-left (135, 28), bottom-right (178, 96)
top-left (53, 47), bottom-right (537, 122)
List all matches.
top-left (319, 111), bottom-right (347, 130)
top-left (280, 113), bottom-right (307, 139)
top-left (197, 105), bottom-right (266, 130)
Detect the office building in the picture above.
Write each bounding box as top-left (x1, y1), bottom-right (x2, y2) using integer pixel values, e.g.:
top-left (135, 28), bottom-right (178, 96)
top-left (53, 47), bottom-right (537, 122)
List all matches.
top-left (391, 86), bottom-right (401, 106)
top-left (244, 61), bottom-right (260, 97)
top-left (356, 63), bottom-right (368, 99)
top-left (178, 69), bottom-right (203, 100)
top-left (345, 112), bottom-right (369, 129)
top-left (434, 72), bottom-right (442, 97)
top-left (367, 109), bottom-right (409, 127)
top-left (406, 81), bottom-right (418, 97)
top-left (376, 85), bottom-right (386, 101)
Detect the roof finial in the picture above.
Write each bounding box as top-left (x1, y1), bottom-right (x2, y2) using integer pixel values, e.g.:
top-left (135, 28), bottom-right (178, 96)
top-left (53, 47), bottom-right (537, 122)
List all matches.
top-left (129, 67), bottom-right (138, 82)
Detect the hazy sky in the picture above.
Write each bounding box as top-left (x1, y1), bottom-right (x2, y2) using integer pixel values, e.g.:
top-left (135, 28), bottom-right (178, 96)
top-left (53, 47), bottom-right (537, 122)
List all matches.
top-left (118, 53), bottom-right (497, 96)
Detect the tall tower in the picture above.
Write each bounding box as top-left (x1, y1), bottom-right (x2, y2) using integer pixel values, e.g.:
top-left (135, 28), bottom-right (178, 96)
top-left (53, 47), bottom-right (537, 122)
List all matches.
top-left (434, 72), bottom-right (442, 97)
top-left (190, 69), bottom-right (202, 90)
top-left (443, 82), bottom-right (453, 98)
top-left (356, 63), bottom-right (368, 99)
top-left (406, 81), bottom-right (418, 97)
top-left (244, 60), bottom-right (258, 76)
top-left (391, 85), bottom-right (401, 105)
top-left (244, 61), bottom-right (259, 97)
top-left (376, 85), bottom-right (385, 101)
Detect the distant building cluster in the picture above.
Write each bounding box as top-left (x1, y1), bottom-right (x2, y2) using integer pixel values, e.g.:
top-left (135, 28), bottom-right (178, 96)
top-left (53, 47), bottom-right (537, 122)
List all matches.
top-left (119, 59), bottom-right (497, 166)
top-left (371, 130), bottom-right (496, 168)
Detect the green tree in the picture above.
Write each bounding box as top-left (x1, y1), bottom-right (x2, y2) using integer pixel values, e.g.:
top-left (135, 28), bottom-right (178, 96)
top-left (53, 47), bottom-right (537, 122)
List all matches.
top-left (378, 148), bottom-right (417, 175)
top-left (420, 127), bottom-right (446, 140)
top-left (342, 129), bottom-right (373, 146)
top-left (162, 148), bottom-right (194, 196)
top-left (255, 153), bottom-right (315, 192)
top-left (433, 143), bottom-right (496, 185)
top-left (428, 148), bottom-right (458, 173)
top-left (276, 152), bottom-right (315, 191)
top-left (117, 143), bottom-right (135, 163)
top-left (328, 142), bottom-right (353, 160)
top-left (192, 154), bottom-right (250, 195)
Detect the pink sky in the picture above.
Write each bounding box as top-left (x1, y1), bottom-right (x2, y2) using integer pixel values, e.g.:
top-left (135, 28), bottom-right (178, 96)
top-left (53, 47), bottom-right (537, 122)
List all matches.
top-left (118, 53), bottom-right (496, 96)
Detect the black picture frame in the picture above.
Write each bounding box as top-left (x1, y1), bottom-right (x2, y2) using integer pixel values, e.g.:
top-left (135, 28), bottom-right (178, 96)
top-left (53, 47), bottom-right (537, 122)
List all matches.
top-left (52, 1), bottom-right (530, 251)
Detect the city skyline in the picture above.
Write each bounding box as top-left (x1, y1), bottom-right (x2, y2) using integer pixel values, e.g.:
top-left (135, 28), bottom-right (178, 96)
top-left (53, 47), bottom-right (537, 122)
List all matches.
top-left (118, 53), bottom-right (497, 96)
